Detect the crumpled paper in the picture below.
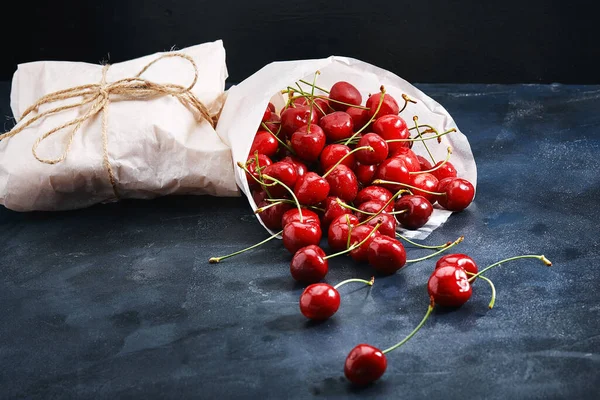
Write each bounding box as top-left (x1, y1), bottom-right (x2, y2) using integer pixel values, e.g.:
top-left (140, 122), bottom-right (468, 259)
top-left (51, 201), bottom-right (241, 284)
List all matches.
top-left (0, 39), bottom-right (239, 212)
top-left (217, 56), bottom-right (477, 240)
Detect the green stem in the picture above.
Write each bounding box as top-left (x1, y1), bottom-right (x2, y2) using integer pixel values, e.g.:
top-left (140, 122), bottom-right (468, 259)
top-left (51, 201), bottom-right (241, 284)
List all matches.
top-left (322, 146), bottom-right (373, 178)
top-left (386, 128), bottom-right (455, 144)
top-left (261, 122), bottom-right (295, 155)
top-left (324, 223), bottom-right (382, 260)
top-left (395, 233), bottom-right (450, 249)
top-left (357, 188), bottom-right (411, 227)
top-left (398, 94), bottom-right (417, 114)
top-left (468, 255), bottom-right (552, 282)
top-left (255, 200), bottom-right (283, 214)
top-left (410, 147), bottom-right (452, 175)
top-left (307, 71), bottom-right (320, 132)
top-left (299, 79), bottom-right (330, 94)
top-left (382, 299), bottom-right (434, 354)
top-left (344, 86), bottom-right (387, 145)
top-left (283, 88), bottom-right (369, 110)
top-left (466, 271), bottom-right (496, 309)
top-left (334, 276), bottom-right (375, 290)
top-left (209, 230), bottom-right (283, 263)
top-left (262, 175), bottom-right (303, 223)
top-left (405, 236), bottom-right (464, 263)
top-left (371, 180), bottom-right (445, 196)
top-left (413, 116), bottom-right (436, 164)
top-left (266, 198), bottom-right (325, 213)
top-left (237, 161), bottom-right (277, 188)
top-left (337, 199), bottom-right (407, 216)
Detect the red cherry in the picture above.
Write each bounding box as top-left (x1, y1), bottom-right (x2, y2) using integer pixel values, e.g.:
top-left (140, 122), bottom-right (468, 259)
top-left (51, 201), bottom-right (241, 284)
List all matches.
top-left (325, 165), bottom-right (359, 202)
top-left (299, 283), bottom-right (341, 320)
top-left (344, 344), bottom-right (387, 386)
top-left (262, 107), bottom-right (272, 122)
top-left (391, 147), bottom-right (420, 173)
top-left (356, 200), bottom-right (391, 221)
top-left (355, 186), bottom-right (394, 208)
top-left (281, 208), bottom-right (320, 227)
top-left (249, 131), bottom-right (278, 158)
top-left (366, 93), bottom-right (399, 119)
top-left (328, 214), bottom-right (359, 251)
top-left (354, 163), bottom-right (377, 187)
top-left (267, 102), bottom-right (276, 112)
top-left (436, 178), bottom-right (475, 212)
top-left (409, 173), bottom-right (439, 203)
top-left (356, 133), bottom-right (389, 165)
top-left (251, 188), bottom-right (268, 205)
top-left (431, 161), bottom-right (458, 181)
top-left (320, 144), bottom-right (355, 172)
top-left (367, 236), bottom-right (406, 274)
top-left (349, 225), bottom-right (380, 262)
top-left (375, 157), bottom-right (410, 191)
top-left (319, 111), bottom-right (354, 143)
top-left (436, 254), bottom-right (479, 277)
top-left (294, 172), bottom-right (330, 205)
top-left (245, 153), bottom-right (272, 188)
top-left (280, 106), bottom-right (319, 138)
top-left (282, 221), bottom-right (322, 254)
top-left (262, 162), bottom-right (298, 198)
top-left (346, 107), bottom-right (370, 130)
top-left (281, 156), bottom-right (308, 180)
top-left (322, 197), bottom-right (349, 229)
top-left (291, 125), bottom-right (326, 163)
top-left (427, 265), bottom-right (472, 307)
top-left (292, 97), bottom-right (329, 119)
top-left (417, 155), bottom-right (433, 171)
top-left (257, 201), bottom-right (293, 230)
top-left (373, 115), bottom-right (410, 154)
top-left (261, 113), bottom-right (281, 136)
top-left (290, 245), bottom-right (328, 283)
top-left (364, 213), bottom-right (397, 238)
top-left (394, 195), bottom-right (433, 230)
top-left (329, 81), bottom-right (362, 111)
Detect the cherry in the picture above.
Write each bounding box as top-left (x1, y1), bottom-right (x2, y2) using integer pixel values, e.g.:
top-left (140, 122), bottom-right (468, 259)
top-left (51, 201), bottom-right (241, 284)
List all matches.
top-left (427, 265), bottom-right (472, 307)
top-left (245, 153), bottom-right (272, 189)
top-left (262, 162), bottom-right (298, 198)
top-left (356, 200), bottom-right (392, 221)
top-left (436, 254), bottom-right (478, 277)
top-left (281, 156), bottom-right (308, 180)
top-left (329, 81), bottom-right (362, 111)
top-left (257, 201), bottom-right (293, 230)
top-left (261, 113), bottom-right (281, 137)
top-left (375, 157), bottom-right (410, 191)
top-left (436, 177), bottom-right (475, 212)
top-left (292, 97), bottom-right (329, 118)
top-left (281, 208), bottom-right (320, 227)
top-left (344, 344), bottom-right (387, 386)
top-left (394, 195), bottom-right (433, 230)
top-left (367, 236), bottom-right (406, 274)
top-left (356, 133), bottom-right (389, 165)
top-left (320, 144), bottom-right (356, 172)
top-left (346, 107), bottom-right (370, 130)
top-left (366, 93), bottom-right (400, 119)
top-left (431, 161), bottom-right (457, 181)
top-left (325, 165), bottom-right (359, 202)
top-left (299, 283), bottom-right (340, 320)
top-left (262, 107), bottom-right (272, 122)
top-left (319, 111), bottom-right (354, 143)
top-left (409, 173), bottom-right (439, 203)
top-left (373, 115), bottom-right (410, 154)
top-left (267, 102), bottom-right (276, 112)
top-left (290, 245), bottom-right (328, 283)
top-left (291, 124), bottom-right (326, 163)
top-left (280, 106), bottom-right (319, 138)
top-left (355, 186), bottom-right (394, 208)
top-left (417, 155), bottom-right (433, 171)
top-left (249, 131), bottom-right (279, 158)
top-left (364, 213), bottom-right (397, 238)
top-left (354, 163), bottom-right (377, 187)
top-left (294, 172), bottom-right (330, 205)
top-left (328, 214), bottom-right (359, 251)
top-left (349, 224), bottom-right (380, 262)
top-left (391, 147), bottom-right (420, 173)
top-left (322, 196), bottom-right (349, 229)
top-left (282, 221), bottom-right (322, 254)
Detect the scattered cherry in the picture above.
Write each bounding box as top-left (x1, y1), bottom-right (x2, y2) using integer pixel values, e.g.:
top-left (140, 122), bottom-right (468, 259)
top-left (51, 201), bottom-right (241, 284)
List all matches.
top-left (282, 221), bottom-right (322, 254)
top-left (436, 177), bottom-right (475, 212)
top-left (290, 245), bottom-right (328, 283)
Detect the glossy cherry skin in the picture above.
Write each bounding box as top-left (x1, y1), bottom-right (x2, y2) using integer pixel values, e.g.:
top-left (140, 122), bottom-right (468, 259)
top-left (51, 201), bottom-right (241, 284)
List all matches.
top-left (262, 162), bottom-right (298, 198)
top-left (436, 253), bottom-right (479, 278)
top-left (436, 178), bottom-right (475, 212)
top-left (364, 213), bottom-right (397, 238)
top-left (344, 344), bottom-right (387, 386)
top-left (356, 133), bottom-right (389, 165)
top-left (329, 81), bottom-right (362, 111)
top-left (391, 148), bottom-right (420, 173)
top-left (373, 115), bottom-right (410, 154)
top-left (355, 186), bottom-right (394, 208)
top-left (427, 265), bottom-right (472, 307)
top-left (291, 125), bottom-right (326, 163)
top-left (290, 245), bottom-right (328, 283)
top-left (325, 165), bottom-right (359, 203)
top-left (299, 283), bottom-right (341, 320)
top-left (417, 155), bottom-right (433, 171)
top-left (394, 195), bottom-right (433, 230)
top-left (292, 97), bottom-right (329, 119)
top-left (431, 161), bottom-right (458, 181)
top-left (354, 163), bottom-right (377, 187)
top-left (322, 196), bottom-right (349, 229)
top-left (282, 221), bottom-right (322, 254)
top-left (319, 111), bottom-right (354, 143)
top-left (281, 208), bottom-right (320, 227)
top-left (262, 107), bottom-right (272, 122)
top-left (320, 144), bottom-right (356, 172)
top-left (261, 112), bottom-right (281, 136)
top-left (409, 173), bottom-right (439, 203)
top-left (375, 157), bottom-right (410, 191)
top-left (346, 107), bottom-right (370, 130)
top-left (251, 189), bottom-right (268, 205)
top-left (294, 172), bottom-right (330, 205)
top-left (356, 200), bottom-right (391, 222)
top-left (367, 236), bottom-right (406, 274)
top-left (257, 201), bottom-right (293, 230)
top-left (245, 153), bottom-right (272, 189)
top-left (328, 214), bottom-right (359, 251)
top-left (366, 93), bottom-right (400, 120)
top-left (281, 156), bottom-right (308, 180)
top-left (249, 131), bottom-right (278, 158)
top-left (349, 225), bottom-right (380, 262)
top-left (280, 106), bottom-right (319, 138)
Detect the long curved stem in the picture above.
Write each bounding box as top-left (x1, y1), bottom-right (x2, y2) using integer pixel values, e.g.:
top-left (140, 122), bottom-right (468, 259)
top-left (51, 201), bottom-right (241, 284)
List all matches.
top-left (413, 116), bottom-right (435, 164)
top-left (334, 276), bottom-right (374, 290)
top-left (371, 180), bottom-right (445, 196)
top-left (324, 223), bottom-right (382, 260)
top-left (409, 147), bottom-right (452, 175)
top-left (382, 299), bottom-right (434, 354)
top-left (262, 175), bottom-right (303, 223)
top-left (405, 236), bottom-right (464, 263)
top-left (343, 86), bottom-right (386, 145)
top-left (299, 79), bottom-right (330, 94)
top-left (468, 255), bottom-right (552, 282)
top-left (466, 271), bottom-right (496, 309)
top-left (209, 230), bottom-right (283, 263)
top-left (396, 233), bottom-right (450, 249)
top-left (322, 146), bottom-right (373, 178)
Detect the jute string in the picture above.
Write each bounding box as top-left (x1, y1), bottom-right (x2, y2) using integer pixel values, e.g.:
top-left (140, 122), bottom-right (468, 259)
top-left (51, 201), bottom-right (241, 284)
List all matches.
top-left (0, 53), bottom-right (217, 198)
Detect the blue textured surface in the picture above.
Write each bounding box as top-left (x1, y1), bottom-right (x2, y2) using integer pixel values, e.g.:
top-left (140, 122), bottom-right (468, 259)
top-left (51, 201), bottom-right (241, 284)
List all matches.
top-left (0, 83), bottom-right (598, 399)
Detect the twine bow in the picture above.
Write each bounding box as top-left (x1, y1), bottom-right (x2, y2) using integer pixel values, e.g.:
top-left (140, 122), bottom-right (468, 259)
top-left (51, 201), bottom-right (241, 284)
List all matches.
top-left (0, 53), bottom-right (217, 198)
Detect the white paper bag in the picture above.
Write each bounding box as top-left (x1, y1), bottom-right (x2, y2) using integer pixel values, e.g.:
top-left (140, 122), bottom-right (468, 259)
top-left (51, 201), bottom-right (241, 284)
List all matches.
top-left (0, 40), bottom-right (239, 212)
top-left (217, 56), bottom-right (477, 240)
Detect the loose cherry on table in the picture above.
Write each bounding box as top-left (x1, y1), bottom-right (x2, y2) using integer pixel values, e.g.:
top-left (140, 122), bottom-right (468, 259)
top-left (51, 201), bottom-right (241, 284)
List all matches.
top-left (436, 253), bottom-right (479, 277)
top-left (299, 277), bottom-right (373, 320)
top-left (366, 235), bottom-right (407, 274)
top-left (290, 245), bottom-right (329, 283)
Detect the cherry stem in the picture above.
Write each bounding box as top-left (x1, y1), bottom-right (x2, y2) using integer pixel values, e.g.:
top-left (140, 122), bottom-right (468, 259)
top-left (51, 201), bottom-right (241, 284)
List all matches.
top-left (343, 86), bottom-right (387, 145)
top-left (255, 200), bottom-right (282, 214)
top-left (405, 236), bottom-right (464, 263)
top-left (336, 199), bottom-right (407, 216)
top-left (386, 128), bottom-right (455, 143)
top-left (237, 161), bottom-right (277, 188)
top-left (398, 94), bottom-right (417, 114)
top-left (371, 180), bottom-right (445, 196)
top-left (324, 222), bottom-right (382, 260)
top-left (322, 146), bottom-right (374, 178)
top-left (284, 88), bottom-right (369, 110)
top-left (468, 255), bottom-right (552, 282)
top-left (395, 233), bottom-right (450, 249)
top-left (409, 147), bottom-right (452, 175)
top-left (261, 122), bottom-right (295, 155)
top-left (209, 230), bottom-right (283, 263)
top-left (298, 79), bottom-right (330, 94)
top-left (345, 214), bottom-right (353, 250)
top-left (357, 188), bottom-right (411, 226)
top-left (266, 198), bottom-right (325, 212)
top-left (262, 174), bottom-right (304, 223)
top-left (382, 298), bottom-right (434, 354)
top-left (334, 276), bottom-right (375, 290)
top-left (307, 71), bottom-right (320, 132)
top-left (409, 125), bottom-right (456, 144)
top-left (413, 116), bottom-right (436, 164)
top-left (466, 271), bottom-right (496, 309)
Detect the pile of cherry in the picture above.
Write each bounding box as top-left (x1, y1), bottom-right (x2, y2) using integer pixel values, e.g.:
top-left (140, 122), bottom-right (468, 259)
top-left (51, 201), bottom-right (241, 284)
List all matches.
top-left (210, 76), bottom-right (552, 386)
